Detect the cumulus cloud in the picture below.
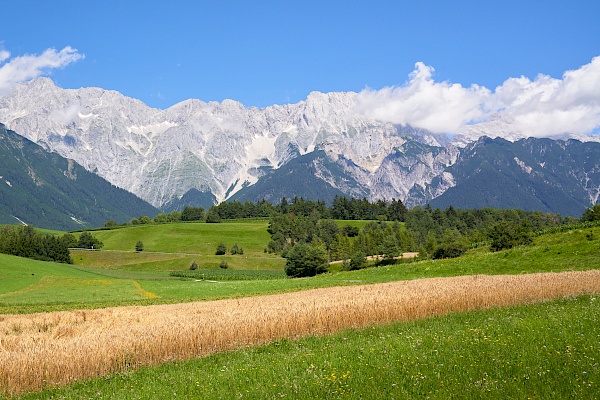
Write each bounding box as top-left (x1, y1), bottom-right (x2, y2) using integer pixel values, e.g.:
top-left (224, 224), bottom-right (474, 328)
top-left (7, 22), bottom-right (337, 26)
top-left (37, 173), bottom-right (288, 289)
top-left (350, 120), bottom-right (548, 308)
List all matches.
top-left (494, 56), bottom-right (600, 136)
top-left (356, 63), bottom-right (491, 133)
top-left (356, 57), bottom-right (600, 137)
top-left (0, 46), bottom-right (84, 96)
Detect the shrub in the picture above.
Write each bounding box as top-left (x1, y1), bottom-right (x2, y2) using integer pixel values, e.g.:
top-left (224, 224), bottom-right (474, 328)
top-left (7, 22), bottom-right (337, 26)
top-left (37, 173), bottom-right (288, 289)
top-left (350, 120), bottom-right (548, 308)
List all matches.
top-left (190, 260), bottom-right (198, 270)
top-left (348, 251), bottom-right (367, 270)
top-left (135, 240), bottom-right (144, 252)
top-left (341, 225), bottom-right (360, 237)
top-left (215, 242), bottom-right (227, 255)
top-left (433, 242), bottom-right (467, 259)
top-left (219, 260), bottom-right (228, 269)
top-left (153, 213), bottom-right (167, 223)
top-left (581, 204), bottom-right (600, 222)
top-left (206, 211), bottom-right (221, 223)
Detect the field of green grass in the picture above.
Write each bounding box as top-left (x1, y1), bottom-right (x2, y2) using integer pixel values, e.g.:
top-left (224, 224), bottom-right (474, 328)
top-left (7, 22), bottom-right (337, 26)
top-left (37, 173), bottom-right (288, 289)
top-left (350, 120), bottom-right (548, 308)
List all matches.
top-left (17, 294), bottom-right (599, 399)
top-left (72, 220), bottom-right (285, 271)
top-left (1, 220), bottom-right (599, 398)
top-left (1, 224), bottom-right (599, 314)
top-left (89, 220), bottom-right (273, 254)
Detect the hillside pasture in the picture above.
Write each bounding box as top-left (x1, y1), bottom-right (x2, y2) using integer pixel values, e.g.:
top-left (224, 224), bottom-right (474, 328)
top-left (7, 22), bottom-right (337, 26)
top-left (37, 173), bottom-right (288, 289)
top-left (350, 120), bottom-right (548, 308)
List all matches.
top-left (2, 270), bottom-right (600, 397)
top-left (71, 220), bottom-right (285, 271)
top-left (71, 249), bottom-right (285, 272)
top-left (1, 225), bottom-right (599, 314)
top-left (88, 220), bottom-right (272, 255)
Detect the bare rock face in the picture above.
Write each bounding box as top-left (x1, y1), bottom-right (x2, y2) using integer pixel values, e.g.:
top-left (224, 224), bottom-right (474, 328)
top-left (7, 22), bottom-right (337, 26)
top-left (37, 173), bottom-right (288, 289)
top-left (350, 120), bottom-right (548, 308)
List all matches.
top-left (2, 78), bottom-right (596, 208)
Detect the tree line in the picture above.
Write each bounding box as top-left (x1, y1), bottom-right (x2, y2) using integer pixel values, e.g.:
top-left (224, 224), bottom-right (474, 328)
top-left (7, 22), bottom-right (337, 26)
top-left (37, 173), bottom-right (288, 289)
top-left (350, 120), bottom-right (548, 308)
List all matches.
top-left (103, 196), bottom-right (408, 228)
top-left (0, 226), bottom-right (106, 264)
top-left (262, 199), bottom-right (573, 277)
top-left (0, 225), bottom-right (72, 263)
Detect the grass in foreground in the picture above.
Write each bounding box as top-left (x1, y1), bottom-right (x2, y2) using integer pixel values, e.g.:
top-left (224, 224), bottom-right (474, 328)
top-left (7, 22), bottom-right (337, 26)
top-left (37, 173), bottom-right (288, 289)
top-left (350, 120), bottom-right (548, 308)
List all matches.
top-left (2, 270), bottom-right (599, 396)
top-left (15, 294), bottom-right (599, 399)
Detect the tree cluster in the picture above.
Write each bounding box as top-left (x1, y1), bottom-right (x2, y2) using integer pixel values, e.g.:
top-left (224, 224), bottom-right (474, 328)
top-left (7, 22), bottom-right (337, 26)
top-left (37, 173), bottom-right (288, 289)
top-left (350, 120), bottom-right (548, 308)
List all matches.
top-left (582, 204), bottom-right (600, 222)
top-left (76, 231), bottom-right (104, 250)
top-left (215, 242), bottom-right (244, 255)
top-left (265, 199), bottom-right (566, 277)
top-left (267, 213), bottom-right (417, 276)
top-left (0, 225), bottom-right (72, 263)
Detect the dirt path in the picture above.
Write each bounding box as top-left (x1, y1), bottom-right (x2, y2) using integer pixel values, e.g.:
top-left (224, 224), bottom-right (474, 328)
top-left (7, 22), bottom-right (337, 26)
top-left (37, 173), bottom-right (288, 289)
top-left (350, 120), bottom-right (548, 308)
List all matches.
top-left (330, 252), bottom-right (419, 264)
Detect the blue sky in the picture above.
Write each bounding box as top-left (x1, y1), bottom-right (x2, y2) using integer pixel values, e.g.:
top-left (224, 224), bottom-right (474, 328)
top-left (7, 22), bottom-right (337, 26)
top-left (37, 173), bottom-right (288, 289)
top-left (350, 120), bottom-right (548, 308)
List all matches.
top-left (1, 0), bottom-right (599, 135)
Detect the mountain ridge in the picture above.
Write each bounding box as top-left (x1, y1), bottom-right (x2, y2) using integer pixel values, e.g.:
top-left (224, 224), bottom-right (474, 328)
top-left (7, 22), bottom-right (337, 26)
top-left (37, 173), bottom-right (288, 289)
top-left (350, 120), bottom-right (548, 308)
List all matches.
top-left (1, 78), bottom-right (599, 217)
top-left (0, 123), bottom-right (158, 230)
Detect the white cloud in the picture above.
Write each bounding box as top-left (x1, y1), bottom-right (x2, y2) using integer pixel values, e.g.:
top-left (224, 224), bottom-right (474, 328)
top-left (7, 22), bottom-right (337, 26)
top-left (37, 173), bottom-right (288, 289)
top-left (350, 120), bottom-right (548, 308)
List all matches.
top-left (50, 103), bottom-right (82, 125)
top-left (495, 56), bottom-right (600, 136)
top-left (356, 57), bottom-right (600, 137)
top-left (0, 46), bottom-right (84, 96)
top-left (0, 50), bottom-right (10, 63)
top-left (356, 63), bottom-right (490, 134)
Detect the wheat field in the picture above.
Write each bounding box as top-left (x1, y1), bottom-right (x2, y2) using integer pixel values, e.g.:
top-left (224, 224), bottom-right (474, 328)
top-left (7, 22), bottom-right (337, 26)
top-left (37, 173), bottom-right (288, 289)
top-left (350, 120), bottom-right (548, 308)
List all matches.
top-left (1, 270), bottom-right (599, 397)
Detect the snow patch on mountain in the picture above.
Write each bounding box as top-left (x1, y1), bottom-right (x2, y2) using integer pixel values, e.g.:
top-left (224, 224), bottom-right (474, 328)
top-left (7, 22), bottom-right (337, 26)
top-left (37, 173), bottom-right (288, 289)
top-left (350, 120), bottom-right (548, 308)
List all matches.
top-left (514, 157), bottom-right (533, 174)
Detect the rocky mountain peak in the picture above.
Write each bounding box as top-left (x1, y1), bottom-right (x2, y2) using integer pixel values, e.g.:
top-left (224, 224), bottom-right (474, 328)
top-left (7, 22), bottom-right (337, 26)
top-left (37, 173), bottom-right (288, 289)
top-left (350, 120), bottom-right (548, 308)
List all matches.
top-left (0, 78), bottom-right (598, 212)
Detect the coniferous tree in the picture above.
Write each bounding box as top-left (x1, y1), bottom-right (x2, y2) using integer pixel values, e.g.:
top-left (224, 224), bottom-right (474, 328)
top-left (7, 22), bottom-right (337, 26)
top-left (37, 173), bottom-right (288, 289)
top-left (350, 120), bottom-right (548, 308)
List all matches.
top-left (215, 242), bottom-right (227, 255)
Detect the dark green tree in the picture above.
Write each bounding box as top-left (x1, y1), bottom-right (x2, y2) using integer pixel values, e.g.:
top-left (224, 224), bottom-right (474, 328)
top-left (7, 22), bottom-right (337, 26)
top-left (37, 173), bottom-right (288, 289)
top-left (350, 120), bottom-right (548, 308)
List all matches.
top-left (284, 243), bottom-right (329, 278)
top-left (153, 212), bottom-right (167, 223)
top-left (348, 250), bottom-right (367, 270)
top-left (61, 233), bottom-right (78, 248)
top-left (379, 234), bottom-right (401, 262)
top-left (135, 240), bottom-right (144, 252)
top-left (206, 210), bottom-right (222, 223)
top-left (433, 228), bottom-right (468, 259)
top-left (230, 243), bottom-right (243, 255)
top-left (489, 221), bottom-right (533, 252)
top-left (215, 242), bottom-right (227, 255)
top-left (77, 231), bottom-right (103, 250)
top-left (340, 225), bottom-right (360, 237)
top-left (181, 206), bottom-right (205, 221)
top-left (167, 210), bottom-right (182, 222)
top-left (582, 204), bottom-right (600, 222)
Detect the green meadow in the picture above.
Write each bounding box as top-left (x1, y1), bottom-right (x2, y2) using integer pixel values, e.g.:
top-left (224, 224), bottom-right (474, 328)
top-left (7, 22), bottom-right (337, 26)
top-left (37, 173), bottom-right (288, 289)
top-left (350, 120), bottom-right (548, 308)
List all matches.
top-left (1, 221), bottom-right (599, 398)
top-left (1, 223), bottom-right (599, 314)
top-left (72, 220), bottom-right (283, 271)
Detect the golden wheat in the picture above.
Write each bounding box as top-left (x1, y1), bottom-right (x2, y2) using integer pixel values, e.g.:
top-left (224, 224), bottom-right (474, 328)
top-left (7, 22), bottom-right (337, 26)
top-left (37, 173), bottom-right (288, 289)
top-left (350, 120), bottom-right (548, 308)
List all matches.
top-left (1, 270), bottom-right (599, 396)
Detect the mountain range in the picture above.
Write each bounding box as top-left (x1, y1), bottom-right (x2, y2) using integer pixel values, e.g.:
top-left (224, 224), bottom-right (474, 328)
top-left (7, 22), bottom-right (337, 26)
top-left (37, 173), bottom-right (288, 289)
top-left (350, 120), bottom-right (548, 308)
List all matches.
top-left (0, 78), bottom-right (599, 224)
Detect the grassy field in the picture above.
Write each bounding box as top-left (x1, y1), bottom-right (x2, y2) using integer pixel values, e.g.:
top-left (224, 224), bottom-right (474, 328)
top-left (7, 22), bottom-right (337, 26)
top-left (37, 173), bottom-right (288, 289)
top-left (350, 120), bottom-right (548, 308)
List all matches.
top-left (72, 220), bottom-right (285, 272)
top-left (1, 224), bottom-right (599, 314)
top-left (2, 270), bottom-right (599, 397)
top-left (8, 293), bottom-right (600, 399)
top-left (88, 220), bottom-right (273, 254)
top-left (0, 222), bottom-right (599, 398)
